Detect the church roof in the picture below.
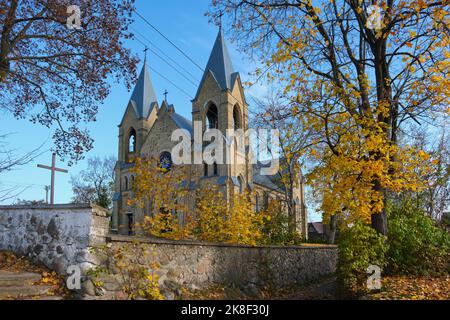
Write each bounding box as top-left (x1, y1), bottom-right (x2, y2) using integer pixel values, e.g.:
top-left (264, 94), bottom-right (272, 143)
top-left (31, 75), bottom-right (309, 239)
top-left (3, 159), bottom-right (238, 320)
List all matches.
top-left (129, 59), bottom-right (158, 119)
top-left (170, 112), bottom-right (193, 136)
top-left (252, 162), bottom-right (284, 192)
top-left (194, 29), bottom-right (238, 100)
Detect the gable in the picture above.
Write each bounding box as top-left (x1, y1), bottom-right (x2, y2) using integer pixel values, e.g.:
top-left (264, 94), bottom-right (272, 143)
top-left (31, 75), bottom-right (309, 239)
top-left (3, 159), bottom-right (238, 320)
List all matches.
top-left (194, 70), bottom-right (223, 103)
top-left (229, 72), bottom-right (247, 106)
top-left (141, 111), bottom-right (190, 157)
top-left (118, 102), bottom-right (137, 127)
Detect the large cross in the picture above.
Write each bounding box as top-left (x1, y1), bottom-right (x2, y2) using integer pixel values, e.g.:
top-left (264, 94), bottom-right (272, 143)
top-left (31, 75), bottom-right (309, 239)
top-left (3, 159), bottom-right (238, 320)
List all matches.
top-left (37, 153), bottom-right (68, 205)
top-left (143, 46), bottom-right (149, 60)
top-left (217, 11), bottom-right (224, 29)
top-left (163, 89), bottom-right (168, 102)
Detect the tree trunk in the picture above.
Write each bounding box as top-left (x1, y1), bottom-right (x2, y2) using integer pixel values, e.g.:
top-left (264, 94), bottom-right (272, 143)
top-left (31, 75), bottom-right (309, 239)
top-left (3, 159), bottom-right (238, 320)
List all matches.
top-left (371, 212), bottom-right (387, 235)
top-left (369, 176), bottom-right (388, 235)
top-left (327, 214), bottom-right (337, 244)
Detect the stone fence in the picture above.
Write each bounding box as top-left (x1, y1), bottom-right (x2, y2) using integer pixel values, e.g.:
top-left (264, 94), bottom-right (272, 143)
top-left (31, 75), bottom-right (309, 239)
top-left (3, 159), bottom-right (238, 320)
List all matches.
top-left (0, 204), bottom-right (337, 299)
top-left (0, 204), bottom-right (109, 275)
top-left (100, 235), bottom-right (337, 299)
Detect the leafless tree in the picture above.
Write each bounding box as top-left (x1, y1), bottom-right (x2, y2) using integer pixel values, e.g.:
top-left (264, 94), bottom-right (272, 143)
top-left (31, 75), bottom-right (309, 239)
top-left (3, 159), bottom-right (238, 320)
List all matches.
top-left (70, 155), bottom-right (116, 209)
top-left (0, 0), bottom-right (138, 164)
top-left (252, 89), bottom-right (317, 233)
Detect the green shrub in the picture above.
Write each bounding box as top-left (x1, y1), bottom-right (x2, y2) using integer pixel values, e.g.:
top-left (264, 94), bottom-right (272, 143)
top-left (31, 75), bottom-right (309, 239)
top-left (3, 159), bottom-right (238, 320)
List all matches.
top-left (260, 200), bottom-right (304, 246)
top-left (387, 198), bottom-right (450, 276)
top-left (337, 222), bottom-right (388, 295)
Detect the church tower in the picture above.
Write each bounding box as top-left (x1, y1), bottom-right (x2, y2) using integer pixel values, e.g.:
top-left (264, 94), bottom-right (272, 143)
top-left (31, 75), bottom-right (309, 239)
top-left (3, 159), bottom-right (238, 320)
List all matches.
top-left (118, 58), bottom-right (159, 162)
top-left (112, 59), bottom-right (159, 234)
top-left (191, 29), bottom-right (252, 196)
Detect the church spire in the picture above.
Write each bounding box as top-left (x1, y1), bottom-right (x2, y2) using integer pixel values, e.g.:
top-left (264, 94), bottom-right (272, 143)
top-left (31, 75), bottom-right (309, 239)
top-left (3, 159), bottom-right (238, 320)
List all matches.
top-left (129, 58), bottom-right (158, 119)
top-left (194, 28), bottom-right (236, 100)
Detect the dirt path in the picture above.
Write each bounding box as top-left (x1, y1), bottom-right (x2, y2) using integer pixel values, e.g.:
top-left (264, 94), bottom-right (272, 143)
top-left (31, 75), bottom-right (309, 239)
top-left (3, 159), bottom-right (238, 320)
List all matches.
top-left (280, 277), bottom-right (339, 300)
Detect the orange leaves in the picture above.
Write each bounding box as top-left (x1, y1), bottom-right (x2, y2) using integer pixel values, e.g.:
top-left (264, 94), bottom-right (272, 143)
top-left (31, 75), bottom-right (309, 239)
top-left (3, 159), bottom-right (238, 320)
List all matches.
top-left (369, 276), bottom-right (450, 300)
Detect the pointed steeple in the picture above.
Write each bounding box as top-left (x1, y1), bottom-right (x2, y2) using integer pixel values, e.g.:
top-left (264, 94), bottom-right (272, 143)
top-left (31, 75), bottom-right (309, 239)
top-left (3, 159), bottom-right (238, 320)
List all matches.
top-left (129, 59), bottom-right (158, 119)
top-left (194, 29), bottom-right (237, 100)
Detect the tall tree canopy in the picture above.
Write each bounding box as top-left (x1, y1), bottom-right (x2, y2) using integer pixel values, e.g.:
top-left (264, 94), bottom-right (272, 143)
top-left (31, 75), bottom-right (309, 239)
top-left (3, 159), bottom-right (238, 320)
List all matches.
top-left (0, 0), bottom-right (137, 164)
top-left (210, 0), bottom-right (450, 234)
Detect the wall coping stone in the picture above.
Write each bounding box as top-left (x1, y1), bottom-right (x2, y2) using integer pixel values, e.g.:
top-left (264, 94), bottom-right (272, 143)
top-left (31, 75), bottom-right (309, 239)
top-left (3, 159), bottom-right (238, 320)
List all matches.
top-left (0, 203), bottom-right (110, 217)
top-left (107, 234), bottom-right (338, 250)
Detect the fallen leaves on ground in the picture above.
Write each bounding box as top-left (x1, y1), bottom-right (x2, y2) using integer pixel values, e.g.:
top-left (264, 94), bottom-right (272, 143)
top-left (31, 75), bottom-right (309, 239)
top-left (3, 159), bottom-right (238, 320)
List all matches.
top-left (0, 251), bottom-right (68, 299)
top-left (368, 275), bottom-right (450, 300)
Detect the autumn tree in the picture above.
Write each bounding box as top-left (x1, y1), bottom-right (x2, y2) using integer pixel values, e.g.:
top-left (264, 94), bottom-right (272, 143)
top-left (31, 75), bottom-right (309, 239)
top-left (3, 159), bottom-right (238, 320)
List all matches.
top-left (70, 155), bottom-right (116, 209)
top-left (194, 185), bottom-right (265, 245)
top-left (129, 157), bottom-right (265, 245)
top-left (0, 0), bottom-right (138, 164)
top-left (210, 0), bottom-right (450, 234)
top-left (128, 157), bottom-right (191, 238)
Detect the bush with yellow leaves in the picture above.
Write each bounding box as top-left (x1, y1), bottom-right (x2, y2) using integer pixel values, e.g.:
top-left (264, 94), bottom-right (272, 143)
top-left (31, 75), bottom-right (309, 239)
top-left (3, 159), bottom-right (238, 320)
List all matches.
top-left (193, 185), bottom-right (264, 246)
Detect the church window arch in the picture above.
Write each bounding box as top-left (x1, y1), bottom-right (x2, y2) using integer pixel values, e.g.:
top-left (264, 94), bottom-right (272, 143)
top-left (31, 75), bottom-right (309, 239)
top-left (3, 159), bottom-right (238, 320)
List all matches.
top-left (128, 128), bottom-right (137, 153)
top-left (203, 162), bottom-right (208, 177)
top-left (255, 193), bottom-right (260, 212)
top-left (233, 104), bottom-right (242, 130)
top-left (263, 192), bottom-right (269, 210)
top-left (238, 175), bottom-right (244, 194)
top-left (124, 176), bottom-right (129, 190)
top-left (205, 103), bottom-right (219, 130)
top-left (213, 162), bottom-right (218, 176)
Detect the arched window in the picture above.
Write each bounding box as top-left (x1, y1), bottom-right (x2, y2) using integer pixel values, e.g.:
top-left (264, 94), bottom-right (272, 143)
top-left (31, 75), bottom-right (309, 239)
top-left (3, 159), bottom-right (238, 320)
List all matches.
top-left (213, 162), bottom-right (218, 176)
top-left (238, 176), bottom-right (244, 194)
top-left (128, 128), bottom-right (136, 153)
top-left (127, 212), bottom-right (134, 235)
top-left (255, 193), bottom-right (260, 212)
top-left (124, 176), bottom-right (129, 190)
top-left (263, 192), bottom-right (269, 210)
top-left (159, 151), bottom-right (173, 171)
top-left (203, 162), bottom-right (208, 177)
top-left (205, 104), bottom-right (218, 130)
top-left (131, 175), bottom-right (135, 188)
top-left (233, 105), bottom-right (241, 130)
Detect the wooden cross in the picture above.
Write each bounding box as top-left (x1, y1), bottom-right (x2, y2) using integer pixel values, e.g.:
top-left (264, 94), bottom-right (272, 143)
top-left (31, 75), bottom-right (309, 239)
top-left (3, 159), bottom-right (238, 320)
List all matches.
top-left (37, 153), bottom-right (68, 205)
top-left (163, 89), bottom-right (168, 102)
top-left (143, 46), bottom-right (149, 60)
top-left (217, 11), bottom-right (224, 29)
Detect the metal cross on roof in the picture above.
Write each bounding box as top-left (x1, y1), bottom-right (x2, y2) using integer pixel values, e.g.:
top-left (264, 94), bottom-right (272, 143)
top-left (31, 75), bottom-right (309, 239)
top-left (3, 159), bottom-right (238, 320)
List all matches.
top-left (143, 46), bottom-right (149, 60)
top-left (217, 11), bottom-right (224, 29)
top-left (37, 153), bottom-right (68, 205)
top-left (163, 89), bottom-right (168, 102)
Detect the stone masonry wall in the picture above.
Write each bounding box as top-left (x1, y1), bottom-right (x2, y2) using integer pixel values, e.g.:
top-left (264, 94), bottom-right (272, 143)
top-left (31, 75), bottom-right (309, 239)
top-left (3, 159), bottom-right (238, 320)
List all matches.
top-left (0, 204), bottom-right (109, 275)
top-left (0, 204), bottom-right (337, 299)
top-left (98, 235), bottom-right (337, 299)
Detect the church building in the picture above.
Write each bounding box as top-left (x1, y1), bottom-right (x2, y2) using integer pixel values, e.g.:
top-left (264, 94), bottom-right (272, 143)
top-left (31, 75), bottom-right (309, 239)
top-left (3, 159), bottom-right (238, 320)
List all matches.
top-left (111, 29), bottom-right (308, 238)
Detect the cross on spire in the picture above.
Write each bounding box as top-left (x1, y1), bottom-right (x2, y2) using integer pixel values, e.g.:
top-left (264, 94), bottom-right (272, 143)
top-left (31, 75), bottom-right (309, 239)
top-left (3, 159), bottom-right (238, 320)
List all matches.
top-left (143, 46), bottom-right (149, 61)
top-left (37, 153), bottom-right (68, 205)
top-left (163, 89), bottom-right (168, 102)
top-left (217, 11), bottom-right (224, 29)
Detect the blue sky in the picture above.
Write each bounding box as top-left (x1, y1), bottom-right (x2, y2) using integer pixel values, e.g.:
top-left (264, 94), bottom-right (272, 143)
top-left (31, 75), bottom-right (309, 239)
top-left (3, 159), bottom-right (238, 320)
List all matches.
top-left (0, 0), bottom-right (321, 222)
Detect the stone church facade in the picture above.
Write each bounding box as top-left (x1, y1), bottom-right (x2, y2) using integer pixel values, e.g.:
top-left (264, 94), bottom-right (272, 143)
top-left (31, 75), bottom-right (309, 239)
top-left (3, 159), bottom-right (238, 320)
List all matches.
top-left (111, 29), bottom-right (308, 238)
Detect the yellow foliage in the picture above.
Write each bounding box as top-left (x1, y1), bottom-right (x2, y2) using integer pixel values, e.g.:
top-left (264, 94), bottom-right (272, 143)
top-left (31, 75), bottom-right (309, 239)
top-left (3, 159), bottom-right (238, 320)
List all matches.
top-left (129, 158), bottom-right (266, 246)
top-left (194, 185), bottom-right (264, 246)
